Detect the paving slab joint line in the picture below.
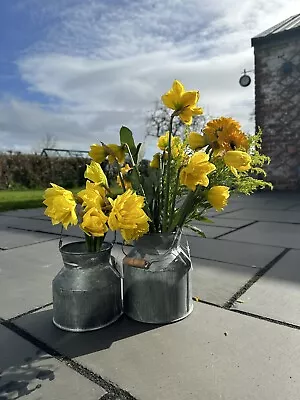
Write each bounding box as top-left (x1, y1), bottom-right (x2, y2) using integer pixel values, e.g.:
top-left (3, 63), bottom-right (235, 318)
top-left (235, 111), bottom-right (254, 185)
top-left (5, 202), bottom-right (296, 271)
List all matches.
top-left (1, 320), bottom-right (138, 400)
top-left (8, 302), bottom-right (53, 322)
top-left (195, 299), bottom-right (300, 331)
top-left (214, 220), bottom-right (258, 239)
top-left (222, 248), bottom-right (291, 309)
top-left (230, 309), bottom-right (300, 331)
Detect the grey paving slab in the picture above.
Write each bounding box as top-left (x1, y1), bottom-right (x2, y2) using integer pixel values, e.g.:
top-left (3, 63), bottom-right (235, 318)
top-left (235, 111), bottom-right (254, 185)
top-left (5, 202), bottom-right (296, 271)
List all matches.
top-left (187, 236), bottom-right (284, 268)
top-left (235, 249), bottom-right (300, 326)
top-left (220, 208), bottom-right (300, 223)
top-left (0, 208), bottom-right (45, 218)
top-left (15, 303), bottom-right (300, 400)
top-left (0, 227), bottom-right (59, 250)
top-left (0, 324), bottom-right (106, 399)
top-left (287, 204), bottom-right (300, 211)
top-left (0, 241), bottom-right (64, 319)
top-left (194, 217), bottom-right (254, 228)
top-left (183, 225), bottom-right (234, 239)
top-left (220, 221), bottom-right (300, 249)
top-left (192, 258), bottom-right (259, 305)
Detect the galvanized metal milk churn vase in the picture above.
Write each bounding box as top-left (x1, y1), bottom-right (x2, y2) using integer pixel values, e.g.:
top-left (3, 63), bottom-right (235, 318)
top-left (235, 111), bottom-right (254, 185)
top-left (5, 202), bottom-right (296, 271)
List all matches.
top-left (123, 230), bottom-right (193, 324)
top-left (52, 241), bottom-right (122, 332)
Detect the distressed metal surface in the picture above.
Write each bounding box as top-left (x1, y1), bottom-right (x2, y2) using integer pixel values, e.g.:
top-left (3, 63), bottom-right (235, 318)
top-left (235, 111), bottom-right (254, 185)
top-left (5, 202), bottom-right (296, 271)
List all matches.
top-left (123, 233), bottom-right (193, 324)
top-left (52, 241), bottom-right (122, 332)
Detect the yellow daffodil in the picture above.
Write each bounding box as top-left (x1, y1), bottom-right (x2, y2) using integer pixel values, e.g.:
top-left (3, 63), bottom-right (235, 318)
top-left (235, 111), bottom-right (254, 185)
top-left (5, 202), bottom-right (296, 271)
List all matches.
top-left (108, 189), bottom-right (150, 243)
top-left (77, 181), bottom-right (106, 210)
top-left (150, 153), bottom-right (160, 169)
top-left (179, 152), bottom-right (216, 190)
top-left (157, 132), bottom-right (184, 159)
top-left (207, 186), bottom-right (230, 211)
top-left (188, 132), bottom-right (207, 150)
top-left (80, 207), bottom-right (108, 237)
top-left (84, 161), bottom-right (108, 187)
top-left (43, 184), bottom-right (78, 229)
top-left (117, 164), bottom-right (132, 190)
top-left (157, 132), bottom-right (171, 151)
top-left (89, 144), bottom-right (107, 163)
top-left (161, 80), bottom-right (203, 125)
top-left (89, 143), bottom-right (125, 164)
top-left (224, 150), bottom-right (251, 177)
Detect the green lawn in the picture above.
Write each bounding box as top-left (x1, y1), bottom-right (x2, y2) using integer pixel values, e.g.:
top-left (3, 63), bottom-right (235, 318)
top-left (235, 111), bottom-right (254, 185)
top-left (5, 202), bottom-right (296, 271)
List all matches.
top-left (0, 188), bottom-right (83, 212)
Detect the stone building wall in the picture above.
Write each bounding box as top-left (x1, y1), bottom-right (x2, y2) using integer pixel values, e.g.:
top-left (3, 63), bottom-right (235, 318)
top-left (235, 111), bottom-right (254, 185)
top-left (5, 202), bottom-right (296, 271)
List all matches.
top-left (253, 32), bottom-right (300, 190)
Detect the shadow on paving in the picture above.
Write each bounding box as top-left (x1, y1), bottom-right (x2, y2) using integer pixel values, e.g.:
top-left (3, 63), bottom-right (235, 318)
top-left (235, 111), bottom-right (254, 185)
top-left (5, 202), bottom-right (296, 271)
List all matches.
top-left (16, 309), bottom-right (161, 359)
top-left (0, 350), bottom-right (56, 400)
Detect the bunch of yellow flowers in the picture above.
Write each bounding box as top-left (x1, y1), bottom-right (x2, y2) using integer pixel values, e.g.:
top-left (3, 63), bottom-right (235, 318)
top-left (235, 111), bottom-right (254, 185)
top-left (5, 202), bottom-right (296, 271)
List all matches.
top-left (44, 159), bottom-right (150, 251)
top-left (44, 79), bottom-right (271, 248)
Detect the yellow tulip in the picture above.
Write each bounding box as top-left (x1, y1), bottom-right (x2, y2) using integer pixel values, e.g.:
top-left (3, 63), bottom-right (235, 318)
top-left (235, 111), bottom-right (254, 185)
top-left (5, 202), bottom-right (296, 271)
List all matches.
top-left (157, 132), bottom-right (171, 151)
top-left (77, 181), bottom-right (106, 210)
top-left (207, 186), bottom-right (230, 211)
top-left (179, 152), bottom-right (216, 190)
top-left (224, 150), bottom-right (251, 177)
top-left (161, 80), bottom-right (203, 125)
top-left (43, 184), bottom-right (78, 229)
top-left (108, 189), bottom-right (150, 243)
top-left (80, 207), bottom-right (108, 237)
top-left (188, 132), bottom-right (207, 150)
top-left (84, 161), bottom-right (108, 187)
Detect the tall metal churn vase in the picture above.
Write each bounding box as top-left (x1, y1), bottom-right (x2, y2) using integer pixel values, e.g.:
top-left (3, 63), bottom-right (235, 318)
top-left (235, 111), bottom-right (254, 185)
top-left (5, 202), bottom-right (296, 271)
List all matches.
top-left (52, 241), bottom-right (122, 332)
top-left (123, 231), bottom-right (193, 324)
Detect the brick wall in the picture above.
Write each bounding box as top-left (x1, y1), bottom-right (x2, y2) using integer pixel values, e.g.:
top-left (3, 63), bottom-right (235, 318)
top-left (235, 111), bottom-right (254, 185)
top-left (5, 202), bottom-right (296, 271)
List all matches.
top-left (253, 32), bottom-right (300, 190)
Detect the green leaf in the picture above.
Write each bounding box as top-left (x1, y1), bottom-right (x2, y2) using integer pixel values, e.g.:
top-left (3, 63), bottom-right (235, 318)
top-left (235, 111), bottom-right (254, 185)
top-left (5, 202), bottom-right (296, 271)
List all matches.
top-left (196, 216), bottom-right (214, 224)
top-left (136, 142), bottom-right (145, 164)
top-left (120, 126), bottom-right (137, 160)
top-left (185, 225), bottom-right (206, 238)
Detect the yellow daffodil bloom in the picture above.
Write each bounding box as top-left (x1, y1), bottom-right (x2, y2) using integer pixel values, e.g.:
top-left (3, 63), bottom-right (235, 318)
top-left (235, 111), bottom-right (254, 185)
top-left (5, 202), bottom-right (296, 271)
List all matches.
top-left (77, 181), bottom-right (106, 210)
top-left (43, 184), bottom-right (78, 229)
top-left (105, 144), bottom-right (126, 164)
top-left (117, 164), bottom-right (132, 190)
top-left (89, 144), bottom-right (107, 163)
top-left (108, 189), bottom-right (150, 243)
top-left (84, 161), bottom-right (108, 187)
top-left (89, 143), bottom-right (125, 164)
top-left (150, 153), bottom-right (160, 169)
top-left (161, 80), bottom-right (203, 125)
top-left (80, 207), bottom-right (108, 237)
top-left (188, 132), bottom-right (207, 150)
top-left (224, 150), bottom-right (251, 177)
top-left (157, 131), bottom-right (171, 151)
top-left (207, 186), bottom-right (230, 211)
top-left (157, 132), bottom-right (184, 159)
top-left (179, 152), bottom-right (216, 190)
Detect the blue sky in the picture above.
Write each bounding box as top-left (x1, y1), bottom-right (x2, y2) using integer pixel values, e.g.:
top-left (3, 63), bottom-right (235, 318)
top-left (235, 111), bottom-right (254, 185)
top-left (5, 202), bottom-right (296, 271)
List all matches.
top-left (0, 0), bottom-right (299, 153)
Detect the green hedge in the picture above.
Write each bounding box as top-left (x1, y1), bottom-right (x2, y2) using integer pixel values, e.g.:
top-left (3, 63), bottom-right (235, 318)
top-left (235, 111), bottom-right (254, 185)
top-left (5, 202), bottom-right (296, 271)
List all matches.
top-left (0, 154), bottom-right (89, 189)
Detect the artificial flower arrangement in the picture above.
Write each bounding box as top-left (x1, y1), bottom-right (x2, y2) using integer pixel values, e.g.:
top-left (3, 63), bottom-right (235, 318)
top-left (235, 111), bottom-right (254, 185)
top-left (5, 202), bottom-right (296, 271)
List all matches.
top-left (44, 80), bottom-right (271, 251)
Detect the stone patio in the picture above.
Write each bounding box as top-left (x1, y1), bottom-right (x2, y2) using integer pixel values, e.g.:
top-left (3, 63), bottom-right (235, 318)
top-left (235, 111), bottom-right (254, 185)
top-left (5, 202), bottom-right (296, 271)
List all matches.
top-left (1, 191), bottom-right (300, 399)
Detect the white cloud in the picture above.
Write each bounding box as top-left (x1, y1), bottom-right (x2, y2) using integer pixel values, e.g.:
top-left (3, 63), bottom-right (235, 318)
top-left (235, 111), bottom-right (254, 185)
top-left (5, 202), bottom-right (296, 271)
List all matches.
top-left (1, 0), bottom-right (300, 153)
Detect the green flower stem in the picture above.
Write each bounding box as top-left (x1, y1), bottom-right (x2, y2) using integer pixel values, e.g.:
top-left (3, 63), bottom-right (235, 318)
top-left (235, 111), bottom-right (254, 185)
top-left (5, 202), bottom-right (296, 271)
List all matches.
top-left (162, 113), bottom-right (175, 232)
top-left (169, 187), bottom-right (199, 232)
top-left (168, 166), bottom-right (181, 229)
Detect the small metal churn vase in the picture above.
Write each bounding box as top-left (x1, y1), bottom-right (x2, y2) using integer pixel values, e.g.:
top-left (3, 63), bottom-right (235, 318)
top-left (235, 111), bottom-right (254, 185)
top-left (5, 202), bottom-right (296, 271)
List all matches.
top-left (123, 231), bottom-right (193, 324)
top-left (52, 241), bottom-right (122, 332)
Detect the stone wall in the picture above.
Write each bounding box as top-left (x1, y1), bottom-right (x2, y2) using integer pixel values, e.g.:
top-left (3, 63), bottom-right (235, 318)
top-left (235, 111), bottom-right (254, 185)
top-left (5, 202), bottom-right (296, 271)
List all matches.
top-left (253, 32), bottom-right (300, 190)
